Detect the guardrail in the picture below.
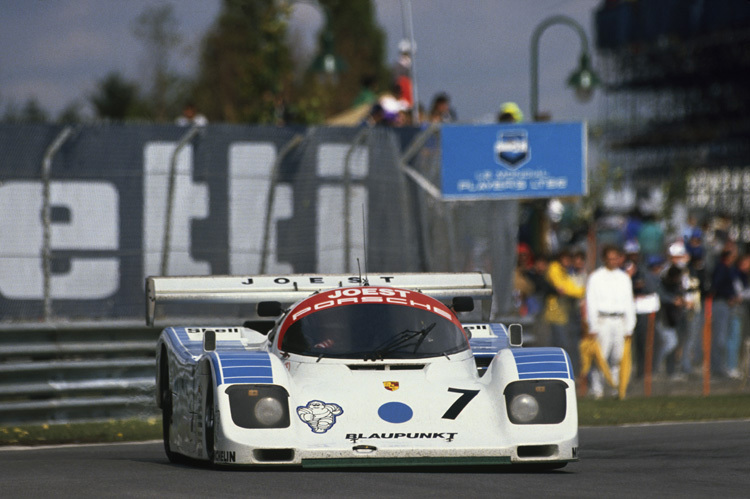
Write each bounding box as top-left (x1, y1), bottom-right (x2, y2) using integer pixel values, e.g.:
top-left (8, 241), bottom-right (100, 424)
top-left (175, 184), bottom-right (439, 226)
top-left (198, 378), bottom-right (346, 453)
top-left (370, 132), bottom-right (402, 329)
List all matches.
top-left (0, 322), bottom-right (161, 425)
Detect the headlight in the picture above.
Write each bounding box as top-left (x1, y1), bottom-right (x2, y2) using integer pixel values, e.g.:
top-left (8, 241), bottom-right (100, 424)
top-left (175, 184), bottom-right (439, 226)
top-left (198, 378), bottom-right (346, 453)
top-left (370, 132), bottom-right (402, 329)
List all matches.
top-left (226, 385), bottom-right (290, 429)
top-left (254, 396), bottom-right (285, 426)
top-left (504, 380), bottom-right (568, 424)
top-left (509, 393), bottom-right (539, 423)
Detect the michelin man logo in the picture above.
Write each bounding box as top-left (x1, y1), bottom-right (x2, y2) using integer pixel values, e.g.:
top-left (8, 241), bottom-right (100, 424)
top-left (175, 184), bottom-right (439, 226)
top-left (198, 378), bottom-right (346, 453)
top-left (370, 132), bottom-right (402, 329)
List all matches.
top-left (297, 400), bottom-right (343, 434)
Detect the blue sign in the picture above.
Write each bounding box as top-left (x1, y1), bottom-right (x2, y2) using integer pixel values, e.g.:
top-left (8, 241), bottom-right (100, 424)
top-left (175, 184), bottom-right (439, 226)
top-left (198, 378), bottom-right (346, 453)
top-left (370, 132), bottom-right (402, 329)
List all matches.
top-left (441, 122), bottom-right (587, 200)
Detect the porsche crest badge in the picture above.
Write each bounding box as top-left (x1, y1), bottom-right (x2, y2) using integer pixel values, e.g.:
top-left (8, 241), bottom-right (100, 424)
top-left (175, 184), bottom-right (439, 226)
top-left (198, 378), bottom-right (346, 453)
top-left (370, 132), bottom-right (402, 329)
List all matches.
top-left (383, 381), bottom-right (399, 391)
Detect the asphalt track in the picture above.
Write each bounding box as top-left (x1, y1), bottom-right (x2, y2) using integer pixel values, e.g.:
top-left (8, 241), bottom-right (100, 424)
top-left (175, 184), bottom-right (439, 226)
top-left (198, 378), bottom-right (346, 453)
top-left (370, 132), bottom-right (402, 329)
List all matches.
top-left (2, 420), bottom-right (749, 498)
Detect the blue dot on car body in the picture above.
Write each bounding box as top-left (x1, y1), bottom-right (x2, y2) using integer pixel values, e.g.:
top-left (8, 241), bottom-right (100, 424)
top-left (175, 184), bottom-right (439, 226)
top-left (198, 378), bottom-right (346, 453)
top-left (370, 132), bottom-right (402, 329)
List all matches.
top-left (378, 402), bottom-right (413, 423)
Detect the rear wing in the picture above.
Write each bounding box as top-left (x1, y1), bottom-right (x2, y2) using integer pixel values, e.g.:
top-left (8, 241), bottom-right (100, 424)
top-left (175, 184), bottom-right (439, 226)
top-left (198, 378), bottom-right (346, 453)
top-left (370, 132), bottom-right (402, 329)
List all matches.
top-left (146, 272), bottom-right (493, 326)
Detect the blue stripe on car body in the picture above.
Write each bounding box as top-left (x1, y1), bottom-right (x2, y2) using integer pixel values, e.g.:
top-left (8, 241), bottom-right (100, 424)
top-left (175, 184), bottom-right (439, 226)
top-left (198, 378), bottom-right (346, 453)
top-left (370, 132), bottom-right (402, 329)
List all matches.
top-left (511, 347), bottom-right (572, 379)
top-left (215, 351), bottom-right (273, 385)
top-left (163, 328), bottom-right (272, 385)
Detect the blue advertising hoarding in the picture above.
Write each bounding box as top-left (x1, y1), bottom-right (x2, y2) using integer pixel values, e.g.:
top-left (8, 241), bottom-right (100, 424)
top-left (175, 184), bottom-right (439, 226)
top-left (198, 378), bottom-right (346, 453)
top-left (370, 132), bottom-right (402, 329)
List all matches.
top-left (441, 122), bottom-right (587, 200)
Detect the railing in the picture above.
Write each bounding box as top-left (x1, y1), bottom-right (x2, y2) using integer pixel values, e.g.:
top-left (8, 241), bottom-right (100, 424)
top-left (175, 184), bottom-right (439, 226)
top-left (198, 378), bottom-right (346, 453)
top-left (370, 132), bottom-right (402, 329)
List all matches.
top-left (0, 322), bottom-right (161, 425)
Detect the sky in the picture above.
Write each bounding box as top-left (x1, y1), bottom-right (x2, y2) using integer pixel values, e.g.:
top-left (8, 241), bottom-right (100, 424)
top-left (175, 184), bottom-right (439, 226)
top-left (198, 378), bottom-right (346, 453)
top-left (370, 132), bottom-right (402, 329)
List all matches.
top-left (0, 0), bottom-right (604, 124)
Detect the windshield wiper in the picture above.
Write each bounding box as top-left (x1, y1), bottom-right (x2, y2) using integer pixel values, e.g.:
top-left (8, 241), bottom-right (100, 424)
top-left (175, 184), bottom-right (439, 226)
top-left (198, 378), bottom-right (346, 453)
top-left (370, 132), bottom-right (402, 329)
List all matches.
top-left (366, 323), bottom-right (436, 360)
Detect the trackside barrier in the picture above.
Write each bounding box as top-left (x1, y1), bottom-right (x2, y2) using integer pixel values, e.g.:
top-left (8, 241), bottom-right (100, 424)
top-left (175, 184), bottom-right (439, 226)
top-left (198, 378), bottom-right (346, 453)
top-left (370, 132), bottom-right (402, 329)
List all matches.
top-left (0, 323), bottom-right (161, 425)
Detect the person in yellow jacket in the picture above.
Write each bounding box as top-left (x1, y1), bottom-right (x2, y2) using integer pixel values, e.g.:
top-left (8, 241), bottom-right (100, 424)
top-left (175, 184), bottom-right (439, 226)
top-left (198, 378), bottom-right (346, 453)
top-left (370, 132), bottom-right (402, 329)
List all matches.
top-left (543, 249), bottom-right (585, 373)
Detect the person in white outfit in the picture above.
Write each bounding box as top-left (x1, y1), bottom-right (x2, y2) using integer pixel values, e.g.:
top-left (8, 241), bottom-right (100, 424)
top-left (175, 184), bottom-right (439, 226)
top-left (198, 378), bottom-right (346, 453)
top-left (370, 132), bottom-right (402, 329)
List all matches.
top-left (585, 245), bottom-right (637, 398)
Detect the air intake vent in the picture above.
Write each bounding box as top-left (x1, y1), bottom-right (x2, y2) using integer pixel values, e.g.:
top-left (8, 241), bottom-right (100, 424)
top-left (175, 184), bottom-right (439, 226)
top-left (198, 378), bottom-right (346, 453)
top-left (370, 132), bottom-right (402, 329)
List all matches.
top-left (347, 364), bottom-right (426, 371)
top-left (253, 448), bottom-right (295, 462)
top-left (517, 445), bottom-right (558, 458)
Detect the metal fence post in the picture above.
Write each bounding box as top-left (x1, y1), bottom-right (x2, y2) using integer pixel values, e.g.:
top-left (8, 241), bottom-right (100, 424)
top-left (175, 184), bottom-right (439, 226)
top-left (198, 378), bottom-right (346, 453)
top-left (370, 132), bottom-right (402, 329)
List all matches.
top-left (259, 134), bottom-right (304, 274)
top-left (41, 126), bottom-right (73, 321)
top-left (160, 125), bottom-right (201, 276)
top-left (343, 128), bottom-right (370, 273)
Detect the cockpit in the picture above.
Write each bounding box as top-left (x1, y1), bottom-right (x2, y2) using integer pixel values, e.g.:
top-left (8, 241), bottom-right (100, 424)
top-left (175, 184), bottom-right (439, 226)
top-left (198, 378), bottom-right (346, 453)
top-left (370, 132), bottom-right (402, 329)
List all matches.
top-left (279, 298), bottom-right (469, 360)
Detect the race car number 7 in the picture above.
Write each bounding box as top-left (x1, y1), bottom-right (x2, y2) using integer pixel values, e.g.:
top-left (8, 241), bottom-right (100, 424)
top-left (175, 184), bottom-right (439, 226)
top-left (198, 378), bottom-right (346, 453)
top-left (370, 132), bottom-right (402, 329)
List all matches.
top-left (442, 388), bottom-right (480, 420)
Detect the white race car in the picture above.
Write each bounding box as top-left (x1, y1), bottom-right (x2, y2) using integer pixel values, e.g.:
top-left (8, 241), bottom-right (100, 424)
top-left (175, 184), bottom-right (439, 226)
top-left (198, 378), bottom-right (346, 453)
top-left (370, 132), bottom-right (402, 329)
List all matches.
top-left (148, 273), bottom-right (578, 469)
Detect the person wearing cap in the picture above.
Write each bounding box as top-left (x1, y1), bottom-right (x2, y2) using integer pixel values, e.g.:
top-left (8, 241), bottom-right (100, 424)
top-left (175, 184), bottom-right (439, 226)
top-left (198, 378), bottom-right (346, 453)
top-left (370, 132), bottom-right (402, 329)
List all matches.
top-left (655, 242), bottom-right (690, 377)
top-left (585, 244), bottom-right (636, 399)
top-left (497, 102), bottom-right (523, 123)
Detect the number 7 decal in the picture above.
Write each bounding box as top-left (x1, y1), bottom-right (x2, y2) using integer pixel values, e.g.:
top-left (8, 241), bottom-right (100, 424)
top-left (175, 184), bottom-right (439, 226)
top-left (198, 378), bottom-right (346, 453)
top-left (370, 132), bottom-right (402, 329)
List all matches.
top-left (442, 388), bottom-right (480, 419)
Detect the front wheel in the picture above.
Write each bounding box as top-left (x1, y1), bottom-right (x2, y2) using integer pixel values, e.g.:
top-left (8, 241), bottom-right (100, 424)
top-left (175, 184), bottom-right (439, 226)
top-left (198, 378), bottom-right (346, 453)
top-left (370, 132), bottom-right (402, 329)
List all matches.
top-left (204, 373), bottom-right (215, 463)
top-left (160, 358), bottom-right (181, 463)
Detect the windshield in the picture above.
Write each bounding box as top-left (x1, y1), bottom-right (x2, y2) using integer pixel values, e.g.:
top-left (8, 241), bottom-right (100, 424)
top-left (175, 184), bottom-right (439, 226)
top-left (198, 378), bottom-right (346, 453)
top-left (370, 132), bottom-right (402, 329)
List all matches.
top-left (280, 302), bottom-right (469, 359)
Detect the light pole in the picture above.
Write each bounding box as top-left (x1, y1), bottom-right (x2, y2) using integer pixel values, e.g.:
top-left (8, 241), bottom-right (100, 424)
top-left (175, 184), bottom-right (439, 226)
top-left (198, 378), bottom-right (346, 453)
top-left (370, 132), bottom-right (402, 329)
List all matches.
top-left (400, 0), bottom-right (419, 123)
top-left (298, 1), bottom-right (345, 78)
top-left (529, 15), bottom-right (601, 121)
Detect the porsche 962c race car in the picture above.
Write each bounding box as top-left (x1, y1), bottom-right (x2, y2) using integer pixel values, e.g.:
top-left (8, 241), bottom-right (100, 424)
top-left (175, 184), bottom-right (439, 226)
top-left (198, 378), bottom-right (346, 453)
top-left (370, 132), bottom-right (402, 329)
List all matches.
top-left (148, 272), bottom-right (578, 468)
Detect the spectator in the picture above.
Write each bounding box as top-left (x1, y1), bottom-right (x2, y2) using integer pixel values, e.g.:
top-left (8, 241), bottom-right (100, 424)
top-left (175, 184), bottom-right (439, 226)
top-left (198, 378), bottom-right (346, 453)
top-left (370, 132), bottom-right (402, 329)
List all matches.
top-left (681, 239), bottom-right (707, 375)
top-left (522, 253), bottom-right (556, 319)
top-left (656, 263), bottom-right (685, 377)
top-left (361, 103), bottom-right (389, 128)
top-left (378, 83), bottom-right (410, 124)
top-left (638, 213), bottom-right (665, 261)
top-left (727, 254), bottom-right (750, 379)
top-left (626, 240), bottom-right (659, 378)
top-left (497, 101), bottom-right (523, 123)
top-left (544, 248), bottom-right (585, 374)
top-left (352, 75), bottom-right (378, 107)
top-left (392, 39), bottom-right (414, 110)
top-left (585, 245), bottom-right (636, 399)
top-left (711, 248), bottom-right (739, 377)
top-left (175, 102), bottom-right (208, 127)
top-left (513, 246), bottom-right (535, 316)
top-left (662, 241), bottom-right (692, 379)
top-left (623, 209), bottom-right (644, 246)
top-left (568, 249), bottom-right (589, 374)
top-left (428, 92), bottom-right (456, 123)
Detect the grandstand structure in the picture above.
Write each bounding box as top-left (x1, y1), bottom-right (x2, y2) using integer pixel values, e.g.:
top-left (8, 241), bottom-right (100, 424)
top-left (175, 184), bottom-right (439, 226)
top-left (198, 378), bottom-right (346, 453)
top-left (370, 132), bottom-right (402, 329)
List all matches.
top-left (594, 0), bottom-right (750, 240)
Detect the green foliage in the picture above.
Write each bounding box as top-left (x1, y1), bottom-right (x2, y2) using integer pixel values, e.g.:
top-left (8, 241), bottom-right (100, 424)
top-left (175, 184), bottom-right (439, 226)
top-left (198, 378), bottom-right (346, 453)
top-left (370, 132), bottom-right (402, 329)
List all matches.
top-left (90, 72), bottom-right (148, 121)
top-left (312, 0), bottom-right (389, 116)
top-left (132, 4), bottom-right (185, 122)
top-left (1, 98), bottom-right (50, 123)
top-left (193, 0), bottom-right (295, 123)
top-left (191, 0), bottom-right (388, 124)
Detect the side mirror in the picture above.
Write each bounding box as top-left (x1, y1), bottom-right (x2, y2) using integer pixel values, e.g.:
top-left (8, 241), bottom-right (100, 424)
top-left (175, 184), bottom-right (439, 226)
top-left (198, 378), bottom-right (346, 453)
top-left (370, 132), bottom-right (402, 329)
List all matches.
top-left (508, 323), bottom-right (523, 347)
top-left (452, 296), bottom-right (475, 313)
top-left (203, 329), bottom-right (216, 352)
top-left (257, 301), bottom-right (283, 317)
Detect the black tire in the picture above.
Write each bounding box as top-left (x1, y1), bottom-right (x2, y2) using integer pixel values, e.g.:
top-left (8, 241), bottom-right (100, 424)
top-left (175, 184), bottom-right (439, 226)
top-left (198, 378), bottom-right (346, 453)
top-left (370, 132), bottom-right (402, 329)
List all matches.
top-left (513, 462), bottom-right (568, 472)
top-left (204, 372), bottom-right (215, 464)
top-left (160, 355), bottom-right (181, 463)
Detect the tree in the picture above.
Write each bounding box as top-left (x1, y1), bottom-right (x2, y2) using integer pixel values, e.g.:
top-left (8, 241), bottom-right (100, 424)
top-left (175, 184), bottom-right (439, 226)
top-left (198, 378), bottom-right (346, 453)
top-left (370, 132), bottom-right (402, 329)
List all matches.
top-left (132, 4), bottom-right (184, 122)
top-left (90, 72), bottom-right (146, 121)
top-left (313, 0), bottom-right (389, 114)
top-left (193, 0), bottom-right (294, 123)
top-left (58, 101), bottom-right (84, 124)
top-left (19, 99), bottom-right (49, 123)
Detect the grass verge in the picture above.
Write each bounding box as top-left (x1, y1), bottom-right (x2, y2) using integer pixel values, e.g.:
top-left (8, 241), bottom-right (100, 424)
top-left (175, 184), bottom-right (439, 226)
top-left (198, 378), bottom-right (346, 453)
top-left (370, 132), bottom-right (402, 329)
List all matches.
top-left (0, 417), bottom-right (162, 446)
top-left (578, 393), bottom-right (750, 426)
top-left (2, 394), bottom-right (749, 446)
